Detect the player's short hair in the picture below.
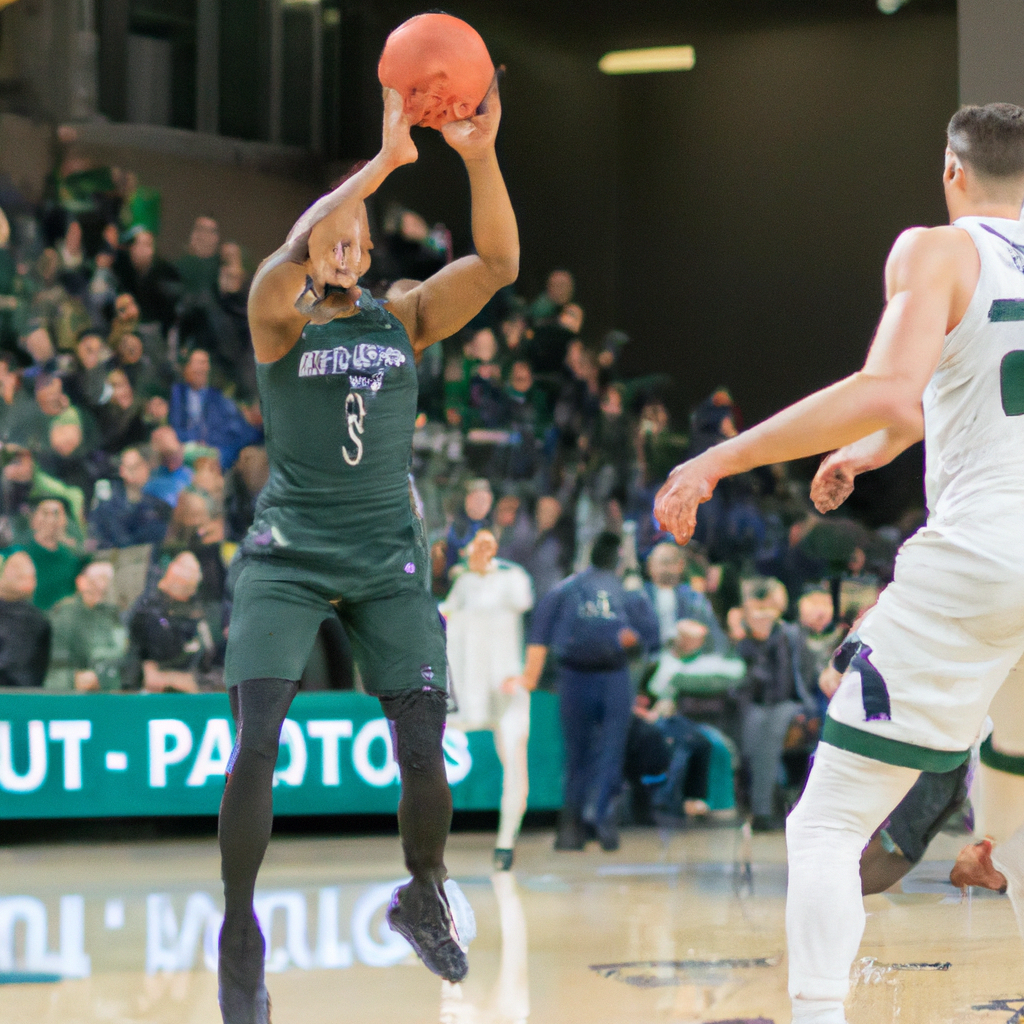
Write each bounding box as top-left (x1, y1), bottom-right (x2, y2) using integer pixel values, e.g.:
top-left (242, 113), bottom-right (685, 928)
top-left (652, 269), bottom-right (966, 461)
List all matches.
top-left (590, 531), bottom-right (621, 570)
top-left (947, 103), bottom-right (1024, 179)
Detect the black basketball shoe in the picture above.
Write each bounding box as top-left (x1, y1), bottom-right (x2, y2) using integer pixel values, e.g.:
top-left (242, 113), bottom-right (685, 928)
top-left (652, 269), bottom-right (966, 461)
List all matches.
top-left (386, 879), bottom-right (469, 983)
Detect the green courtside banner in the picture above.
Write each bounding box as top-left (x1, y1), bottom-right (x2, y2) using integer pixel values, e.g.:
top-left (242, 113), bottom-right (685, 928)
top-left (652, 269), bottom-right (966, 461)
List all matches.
top-left (0, 691), bottom-right (564, 819)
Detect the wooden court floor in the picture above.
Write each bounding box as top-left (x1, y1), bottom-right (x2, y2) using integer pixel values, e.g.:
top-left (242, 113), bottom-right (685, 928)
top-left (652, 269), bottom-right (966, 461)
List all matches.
top-left (0, 825), bottom-right (1021, 1024)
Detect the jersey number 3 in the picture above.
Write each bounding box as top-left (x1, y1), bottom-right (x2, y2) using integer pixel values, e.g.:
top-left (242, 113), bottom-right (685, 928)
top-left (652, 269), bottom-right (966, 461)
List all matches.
top-left (343, 392), bottom-right (366, 465)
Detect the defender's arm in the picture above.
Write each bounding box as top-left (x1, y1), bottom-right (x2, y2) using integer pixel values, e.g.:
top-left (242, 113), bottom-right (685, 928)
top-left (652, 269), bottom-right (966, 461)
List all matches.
top-left (810, 420), bottom-right (925, 513)
top-left (655, 226), bottom-right (977, 544)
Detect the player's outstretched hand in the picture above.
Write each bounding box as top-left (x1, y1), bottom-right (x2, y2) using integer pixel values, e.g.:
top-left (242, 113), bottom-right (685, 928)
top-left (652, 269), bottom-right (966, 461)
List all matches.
top-left (811, 450), bottom-right (856, 513)
top-left (381, 86), bottom-right (419, 169)
top-left (653, 457), bottom-right (718, 546)
top-left (441, 73), bottom-right (501, 160)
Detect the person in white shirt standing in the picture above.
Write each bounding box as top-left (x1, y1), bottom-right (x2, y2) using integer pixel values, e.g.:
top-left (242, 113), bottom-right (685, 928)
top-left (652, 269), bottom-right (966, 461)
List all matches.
top-left (443, 529), bottom-right (535, 870)
top-left (654, 103), bottom-right (1024, 1024)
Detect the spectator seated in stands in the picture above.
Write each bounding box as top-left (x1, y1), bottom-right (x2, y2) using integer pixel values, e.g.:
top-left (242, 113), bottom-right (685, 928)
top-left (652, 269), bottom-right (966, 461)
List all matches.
top-left (445, 328), bottom-right (503, 429)
top-left (168, 348), bottom-right (262, 469)
top-left (527, 268), bottom-right (574, 326)
top-left (643, 542), bottom-right (729, 653)
top-left (107, 292), bottom-right (141, 352)
top-left (95, 367), bottom-right (149, 456)
top-left (189, 455), bottom-right (226, 521)
top-left (85, 241), bottom-right (118, 333)
top-left (143, 426), bottom-right (193, 506)
top-left (528, 299), bottom-right (583, 376)
top-left (45, 561), bottom-right (127, 692)
top-left (0, 353), bottom-right (35, 438)
top-left (176, 216), bottom-right (221, 299)
top-left (5, 498), bottom-right (88, 610)
top-left (797, 588), bottom-right (846, 716)
top-left (126, 551), bottom-right (215, 693)
top-left (445, 478), bottom-right (493, 574)
top-left (63, 328), bottom-right (109, 412)
top-left (625, 694), bottom-right (717, 824)
top-left (162, 488), bottom-right (226, 605)
top-left (498, 494), bottom-right (570, 602)
top-left (636, 397), bottom-right (689, 495)
top-left (502, 360), bottom-right (549, 480)
top-left (112, 330), bottom-right (169, 404)
top-left (18, 324), bottom-right (60, 384)
top-left (89, 447), bottom-right (171, 549)
top-left (6, 371), bottom-right (81, 455)
top-left (0, 445), bottom-right (86, 548)
top-left (648, 619), bottom-right (747, 704)
top-left (0, 551), bottom-right (51, 687)
top-left (733, 577), bottom-right (819, 832)
top-left (38, 417), bottom-right (93, 505)
top-left (583, 383), bottom-right (633, 504)
top-left (112, 226), bottom-right (181, 332)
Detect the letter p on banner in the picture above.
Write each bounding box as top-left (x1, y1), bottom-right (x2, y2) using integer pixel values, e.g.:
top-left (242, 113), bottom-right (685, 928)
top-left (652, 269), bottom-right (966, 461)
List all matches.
top-left (149, 720), bottom-right (194, 788)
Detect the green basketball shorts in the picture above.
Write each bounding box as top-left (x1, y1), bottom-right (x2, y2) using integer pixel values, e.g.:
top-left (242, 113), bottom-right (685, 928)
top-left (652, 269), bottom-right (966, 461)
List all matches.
top-left (224, 549), bottom-right (447, 696)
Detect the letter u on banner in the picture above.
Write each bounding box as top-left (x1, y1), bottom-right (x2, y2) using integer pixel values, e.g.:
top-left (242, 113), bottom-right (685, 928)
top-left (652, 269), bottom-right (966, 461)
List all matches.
top-left (0, 721), bottom-right (47, 792)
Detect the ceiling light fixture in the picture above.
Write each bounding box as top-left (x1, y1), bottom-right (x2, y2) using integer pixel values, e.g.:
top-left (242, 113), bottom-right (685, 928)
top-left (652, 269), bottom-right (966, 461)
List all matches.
top-left (599, 46), bottom-right (696, 75)
top-left (877, 0), bottom-right (912, 13)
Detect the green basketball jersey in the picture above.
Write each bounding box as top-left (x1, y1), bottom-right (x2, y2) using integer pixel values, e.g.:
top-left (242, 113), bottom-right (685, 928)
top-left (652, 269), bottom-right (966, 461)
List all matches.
top-left (242, 293), bottom-right (419, 575)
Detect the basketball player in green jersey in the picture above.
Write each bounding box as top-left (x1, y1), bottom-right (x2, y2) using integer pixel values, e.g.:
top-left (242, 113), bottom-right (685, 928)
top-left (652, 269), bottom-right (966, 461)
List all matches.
top-left (217, 84), bottom-right (517, 1022)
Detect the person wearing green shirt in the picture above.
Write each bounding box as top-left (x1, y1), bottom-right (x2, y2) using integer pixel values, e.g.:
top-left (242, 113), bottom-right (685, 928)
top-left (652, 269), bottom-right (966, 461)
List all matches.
top-left (45, 562), bottom-right (127, 692)
top-left (218, 81), bottom-right (518, 1015)
top-left (5, 498), bottom-right (88, 610)
top-left (176, 216), bottom-right (222, 297)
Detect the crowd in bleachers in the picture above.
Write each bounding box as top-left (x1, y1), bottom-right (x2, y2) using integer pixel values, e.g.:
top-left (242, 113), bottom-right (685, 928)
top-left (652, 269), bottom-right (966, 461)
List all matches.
top-left (0, 153), bottom-right (927, 828)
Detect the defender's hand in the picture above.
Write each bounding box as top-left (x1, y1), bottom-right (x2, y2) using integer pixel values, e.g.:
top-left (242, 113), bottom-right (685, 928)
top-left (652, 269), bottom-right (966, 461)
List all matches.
top-left (441, 75), bottom-right (501, 160)
top-left (811, 450), bottom-right (857, 513)
top-left (654, 457), bottom-right (718, 545)
top-left (381, 87), bottom-right (418, 169)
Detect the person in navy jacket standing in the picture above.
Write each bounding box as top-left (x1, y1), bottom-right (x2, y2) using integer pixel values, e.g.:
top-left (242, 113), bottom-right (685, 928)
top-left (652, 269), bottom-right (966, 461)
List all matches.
top-left (510, 531), bottom-right (659, 851)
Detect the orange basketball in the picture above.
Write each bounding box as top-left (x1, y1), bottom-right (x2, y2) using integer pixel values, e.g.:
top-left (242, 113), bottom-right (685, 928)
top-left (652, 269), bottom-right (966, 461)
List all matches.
top-left (378, 13), bottom-right (494, 130)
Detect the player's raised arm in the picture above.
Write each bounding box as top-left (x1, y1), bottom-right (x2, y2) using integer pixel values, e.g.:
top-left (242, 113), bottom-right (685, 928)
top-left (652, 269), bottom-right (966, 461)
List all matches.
top-left (654, 223), bottom-right (978, 544)
top-left (388, 79), bottom-right (519, 353)
top-left (248, 88), bottom-right (418, 362)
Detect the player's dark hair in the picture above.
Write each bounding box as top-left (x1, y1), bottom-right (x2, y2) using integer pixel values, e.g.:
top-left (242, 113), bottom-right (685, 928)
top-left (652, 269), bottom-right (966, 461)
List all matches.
top-left (590, 531), bottom-right (621, 570)
top-left (947, 103), bottom-right (1024, 179)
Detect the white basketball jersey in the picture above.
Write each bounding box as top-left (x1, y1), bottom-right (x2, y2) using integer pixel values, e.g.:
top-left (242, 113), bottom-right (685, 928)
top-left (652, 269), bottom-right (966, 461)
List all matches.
top-left (924, 216), bottom-right (1024, 535)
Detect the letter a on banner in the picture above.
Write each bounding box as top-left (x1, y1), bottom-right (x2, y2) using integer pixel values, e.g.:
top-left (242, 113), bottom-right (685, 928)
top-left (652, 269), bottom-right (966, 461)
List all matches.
top-left (186, 720), bottom-right (234, 787)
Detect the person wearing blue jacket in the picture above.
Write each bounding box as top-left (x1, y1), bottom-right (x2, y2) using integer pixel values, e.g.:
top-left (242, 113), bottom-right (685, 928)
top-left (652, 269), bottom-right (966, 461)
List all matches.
top-left (511, 531), bottom-right (659, 852)
top-left (168, 349), bottom-right (262, 470)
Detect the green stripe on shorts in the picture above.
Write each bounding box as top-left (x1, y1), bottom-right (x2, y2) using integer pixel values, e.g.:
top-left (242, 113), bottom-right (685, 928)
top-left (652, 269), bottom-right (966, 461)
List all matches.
top-left (823, 718), bottom-right (970, 772)
top-left (980, 736), bottom-right (1024, 777)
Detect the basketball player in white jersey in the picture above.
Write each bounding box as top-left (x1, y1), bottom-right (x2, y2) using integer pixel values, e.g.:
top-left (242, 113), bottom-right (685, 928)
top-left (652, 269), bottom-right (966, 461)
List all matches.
top-left (655, 102), bottom-right (1024, 1024)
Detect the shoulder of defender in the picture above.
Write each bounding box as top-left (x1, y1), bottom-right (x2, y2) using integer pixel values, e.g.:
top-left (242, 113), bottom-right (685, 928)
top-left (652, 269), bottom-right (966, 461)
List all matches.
top-left (888, 224), bottom-right (977, 269)
top-left (885, 225), bottom-right (979, 292)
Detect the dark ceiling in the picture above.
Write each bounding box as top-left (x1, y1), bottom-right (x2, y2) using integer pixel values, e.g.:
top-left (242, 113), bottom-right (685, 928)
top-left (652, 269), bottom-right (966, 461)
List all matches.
top-left (358, 0), bottom-right (956, 50)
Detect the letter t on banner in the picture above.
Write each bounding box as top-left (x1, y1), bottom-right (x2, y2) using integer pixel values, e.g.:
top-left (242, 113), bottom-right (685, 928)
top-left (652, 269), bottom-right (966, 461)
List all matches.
top-left (48, 721), bottom-right (92, 791)
top-left (306, 720), bottom-right (353, 786)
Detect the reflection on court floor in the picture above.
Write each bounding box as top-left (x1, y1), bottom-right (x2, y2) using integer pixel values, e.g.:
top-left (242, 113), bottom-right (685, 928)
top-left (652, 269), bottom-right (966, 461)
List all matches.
top-left (0, 828), bottom-right (1021, 1023)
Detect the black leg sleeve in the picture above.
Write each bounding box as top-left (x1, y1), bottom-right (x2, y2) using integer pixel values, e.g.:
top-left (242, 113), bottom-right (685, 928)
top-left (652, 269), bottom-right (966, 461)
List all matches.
top-left (379, 687), bottom-right (452, 886)
top-left (218, 676), bottom-right (298, 1014)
